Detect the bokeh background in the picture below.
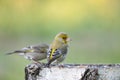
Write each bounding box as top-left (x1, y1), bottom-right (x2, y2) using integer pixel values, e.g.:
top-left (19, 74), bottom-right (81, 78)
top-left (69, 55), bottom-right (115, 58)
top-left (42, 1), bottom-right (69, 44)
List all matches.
top-left (0, 0), bottom-right (120, 80)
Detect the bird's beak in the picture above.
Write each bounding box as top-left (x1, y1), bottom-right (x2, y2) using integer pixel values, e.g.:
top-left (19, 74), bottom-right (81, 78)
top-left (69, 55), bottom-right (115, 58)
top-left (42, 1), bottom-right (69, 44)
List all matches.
top-left (66, 38), bottom-right (72, 42)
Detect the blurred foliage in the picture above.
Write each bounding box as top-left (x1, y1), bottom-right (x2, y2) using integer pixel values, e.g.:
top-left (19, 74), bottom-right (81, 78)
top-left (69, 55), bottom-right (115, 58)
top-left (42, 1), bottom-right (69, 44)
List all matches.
top-left (0, 0), bottom-right (120, 80)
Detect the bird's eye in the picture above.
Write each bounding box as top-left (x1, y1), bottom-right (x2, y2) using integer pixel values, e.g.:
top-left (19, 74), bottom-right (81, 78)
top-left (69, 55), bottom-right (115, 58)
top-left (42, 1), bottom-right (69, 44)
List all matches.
top-left (28, 46), bottom-right (32, 49)
top-left (28, 46), bottom-right (30, 48)
top-left (62, 37), bottom-right (67, 40)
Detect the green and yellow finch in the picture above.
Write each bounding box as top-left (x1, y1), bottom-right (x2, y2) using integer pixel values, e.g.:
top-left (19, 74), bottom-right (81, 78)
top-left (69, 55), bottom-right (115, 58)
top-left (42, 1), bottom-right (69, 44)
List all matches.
top-left (7, 43), bottom-right (49, 63)
top-left (46, 32), bottom-right (71, 67)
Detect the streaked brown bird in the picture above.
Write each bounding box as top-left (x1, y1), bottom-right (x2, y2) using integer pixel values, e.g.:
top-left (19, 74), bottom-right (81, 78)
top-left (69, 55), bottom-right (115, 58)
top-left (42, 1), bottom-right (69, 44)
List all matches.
top-left (46, 32), bottom-right (71, 67)
top-left (7, 43), bottom-right (49, 63)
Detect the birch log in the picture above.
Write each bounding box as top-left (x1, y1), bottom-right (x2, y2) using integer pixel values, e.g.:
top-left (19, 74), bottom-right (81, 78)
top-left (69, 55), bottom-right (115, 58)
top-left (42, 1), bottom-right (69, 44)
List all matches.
top-left (25, 63), bottom-right (120, 80)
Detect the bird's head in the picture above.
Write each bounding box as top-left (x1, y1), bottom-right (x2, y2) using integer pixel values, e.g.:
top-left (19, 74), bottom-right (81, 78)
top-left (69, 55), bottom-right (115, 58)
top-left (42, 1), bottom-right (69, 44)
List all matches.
top-left (55, 32), bottom-right (71, 44)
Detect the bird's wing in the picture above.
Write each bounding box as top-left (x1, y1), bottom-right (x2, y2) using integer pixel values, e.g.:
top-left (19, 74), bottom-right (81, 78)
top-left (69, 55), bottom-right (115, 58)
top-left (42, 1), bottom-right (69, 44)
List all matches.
top-left (46, 48), bottom-right (62, 66)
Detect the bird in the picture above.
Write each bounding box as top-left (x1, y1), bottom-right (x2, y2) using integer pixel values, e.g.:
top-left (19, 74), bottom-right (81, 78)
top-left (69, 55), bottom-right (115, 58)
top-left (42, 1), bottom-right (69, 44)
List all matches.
top-left (46, 32), bottom-right (71, 67)
top-left (6, 43), bottom-right (49, 63)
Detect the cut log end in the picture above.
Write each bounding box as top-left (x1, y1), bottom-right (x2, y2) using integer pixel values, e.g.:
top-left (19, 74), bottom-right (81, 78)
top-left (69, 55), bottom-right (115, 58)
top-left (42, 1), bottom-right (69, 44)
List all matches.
top-left (25, 63), bottom-right (120, 80)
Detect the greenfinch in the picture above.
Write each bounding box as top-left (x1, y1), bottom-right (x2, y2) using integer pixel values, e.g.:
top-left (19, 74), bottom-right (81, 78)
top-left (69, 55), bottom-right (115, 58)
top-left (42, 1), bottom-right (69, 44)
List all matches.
top-left (46, 32), bottom-right (71, 67)
top-left (7, 43), bottom-right (49, 63)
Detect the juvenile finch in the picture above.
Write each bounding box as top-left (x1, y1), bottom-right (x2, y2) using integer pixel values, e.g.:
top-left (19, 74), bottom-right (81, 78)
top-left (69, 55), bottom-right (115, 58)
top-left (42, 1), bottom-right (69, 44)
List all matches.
top-left (7, 43), bottom-right (49, 63)
top-left (46, 32), bottom-right (71, 67)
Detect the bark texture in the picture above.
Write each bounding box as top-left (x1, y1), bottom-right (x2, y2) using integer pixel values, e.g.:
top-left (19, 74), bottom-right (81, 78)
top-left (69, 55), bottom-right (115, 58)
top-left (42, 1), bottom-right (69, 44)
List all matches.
top-left (25, 63), bottom-right (120, 80)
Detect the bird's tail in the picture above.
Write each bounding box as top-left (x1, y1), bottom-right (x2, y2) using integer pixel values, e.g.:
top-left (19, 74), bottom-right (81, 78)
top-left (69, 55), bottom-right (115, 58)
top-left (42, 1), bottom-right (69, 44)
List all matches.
top-left (46, 56), bottom-right (59, 67)
top-left (6, 50), bottom-right (25, 55)
top-left (46, 61), bottom-right (51, 67)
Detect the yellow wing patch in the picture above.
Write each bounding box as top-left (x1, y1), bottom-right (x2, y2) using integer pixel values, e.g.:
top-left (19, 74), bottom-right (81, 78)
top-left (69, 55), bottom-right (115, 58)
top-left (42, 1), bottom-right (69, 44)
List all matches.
top-left (26, 49), bottom-right (34, 53)
top-left (50, 49), bottom-right (56, 59)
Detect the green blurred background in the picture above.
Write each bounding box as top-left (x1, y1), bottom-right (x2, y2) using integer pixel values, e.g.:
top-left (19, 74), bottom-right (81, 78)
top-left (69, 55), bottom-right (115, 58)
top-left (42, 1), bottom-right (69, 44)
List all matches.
top-left (0, 0), bottom-right (120, 80)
